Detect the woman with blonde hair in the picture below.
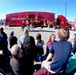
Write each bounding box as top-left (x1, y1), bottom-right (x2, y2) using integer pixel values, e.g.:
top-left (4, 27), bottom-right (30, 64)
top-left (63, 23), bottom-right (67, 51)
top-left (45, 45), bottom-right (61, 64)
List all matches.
top-left (19, 28), bottom-right (30, 55)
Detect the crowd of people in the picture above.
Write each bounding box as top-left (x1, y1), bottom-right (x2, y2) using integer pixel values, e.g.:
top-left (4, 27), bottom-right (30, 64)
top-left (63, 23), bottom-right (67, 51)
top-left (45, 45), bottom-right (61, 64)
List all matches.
top-left (0, 27), bottom-right (76, 75)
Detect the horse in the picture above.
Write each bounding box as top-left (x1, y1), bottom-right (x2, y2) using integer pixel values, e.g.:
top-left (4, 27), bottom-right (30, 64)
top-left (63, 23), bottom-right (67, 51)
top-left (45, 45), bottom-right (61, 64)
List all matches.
top-left (32, 21), bottom-right (43, 28)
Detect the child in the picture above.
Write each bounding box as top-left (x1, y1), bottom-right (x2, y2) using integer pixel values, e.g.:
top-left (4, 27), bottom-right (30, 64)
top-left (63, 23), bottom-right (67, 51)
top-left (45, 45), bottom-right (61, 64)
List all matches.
top-left (34, 28), bottom-right (72, 75)
top-left (35, 33), bottom-right (44, 62)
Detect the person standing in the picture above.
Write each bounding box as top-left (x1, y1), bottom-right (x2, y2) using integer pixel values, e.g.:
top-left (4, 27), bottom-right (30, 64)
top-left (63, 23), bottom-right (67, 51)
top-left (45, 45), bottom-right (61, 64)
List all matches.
top-left (22, 20), bottom-right (25, 31)
top-left (9, 31), bottom-right (18, 48)
top-left (0, 27), bottom-right (8, 45)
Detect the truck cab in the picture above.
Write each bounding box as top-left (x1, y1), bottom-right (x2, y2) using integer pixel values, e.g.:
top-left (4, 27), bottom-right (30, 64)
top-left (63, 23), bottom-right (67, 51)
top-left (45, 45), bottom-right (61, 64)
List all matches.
top-left (56, 15), bottom-right (72, 29)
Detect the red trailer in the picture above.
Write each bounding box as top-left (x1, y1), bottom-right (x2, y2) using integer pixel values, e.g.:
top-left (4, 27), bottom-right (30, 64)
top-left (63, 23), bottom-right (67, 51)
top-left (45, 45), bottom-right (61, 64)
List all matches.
top-left (5, 11), bottom-right (55, 27)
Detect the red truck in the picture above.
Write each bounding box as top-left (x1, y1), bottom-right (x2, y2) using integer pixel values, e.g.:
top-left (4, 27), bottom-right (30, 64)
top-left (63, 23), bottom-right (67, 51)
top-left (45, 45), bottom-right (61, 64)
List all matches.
top-left (5, 12), bottom-right (72, 29)
top-left (55, 15), bottom-right (72, 29)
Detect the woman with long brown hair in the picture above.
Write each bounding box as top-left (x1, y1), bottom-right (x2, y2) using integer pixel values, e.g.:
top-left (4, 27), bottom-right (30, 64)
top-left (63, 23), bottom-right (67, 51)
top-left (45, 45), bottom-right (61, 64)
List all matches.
top-left (45, 34), bottom-right (56, 57)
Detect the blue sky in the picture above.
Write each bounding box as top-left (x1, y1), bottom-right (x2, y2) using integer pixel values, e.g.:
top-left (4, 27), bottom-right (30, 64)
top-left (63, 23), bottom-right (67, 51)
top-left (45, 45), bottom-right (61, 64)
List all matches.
top-left (0, 0), bottom-right (76, 21)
